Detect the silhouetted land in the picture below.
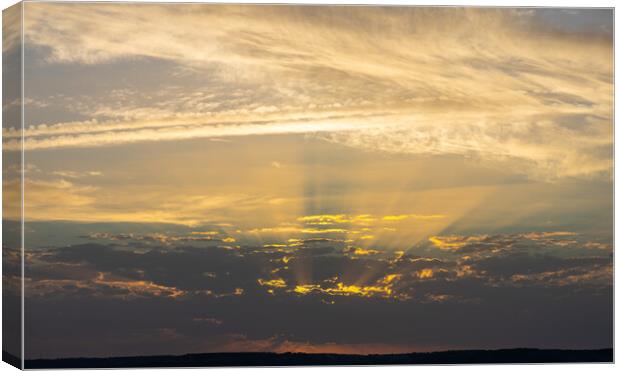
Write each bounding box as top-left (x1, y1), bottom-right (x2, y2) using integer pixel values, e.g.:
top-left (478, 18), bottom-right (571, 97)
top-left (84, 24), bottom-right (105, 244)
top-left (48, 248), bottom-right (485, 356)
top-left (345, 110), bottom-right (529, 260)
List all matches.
top-left (17, 348), bottom-right (612, 368)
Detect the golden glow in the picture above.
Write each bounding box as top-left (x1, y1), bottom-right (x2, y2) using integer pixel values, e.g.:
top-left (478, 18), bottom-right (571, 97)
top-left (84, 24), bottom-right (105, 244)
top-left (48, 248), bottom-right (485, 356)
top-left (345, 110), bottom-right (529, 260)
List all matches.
top-left (249, 226), bottom-right (349, 234)
top-left (258, 278), bottom-right (287, 288)
top-left (522, 231), bottom-right (578, 240)
top-left (429, 236), bottom-right (464, 249)
top-left (378, 274), bottom-right (402, 284)
top-left (94, 272), bottom-right (186, 298)
top-left (350, 247), bottom-right (380, 255)
top-left (382, 215), bottom-right (410, 221)
top-left (418, 269), bottom-right (434, 279)
top-left (263, 244), bottom-right (288, 248)
top-left (297, 214), bottom-right (349, 225)
top-left (383, 214), bottom-right (445, 221)
top-left (292, 275), bottom-right (408, 300)
top-left (293, 283), bottom-right (392, 298)
top-left (293, 284), bottom-right (321, 294)
top-left (428, 235), bottom-right (487, 250)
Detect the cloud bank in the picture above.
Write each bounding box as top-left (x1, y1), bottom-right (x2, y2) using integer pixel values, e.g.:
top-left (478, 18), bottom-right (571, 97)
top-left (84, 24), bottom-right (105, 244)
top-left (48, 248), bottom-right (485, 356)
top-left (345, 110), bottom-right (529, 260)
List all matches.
top-left (14, 224), bottom-right (611, 358)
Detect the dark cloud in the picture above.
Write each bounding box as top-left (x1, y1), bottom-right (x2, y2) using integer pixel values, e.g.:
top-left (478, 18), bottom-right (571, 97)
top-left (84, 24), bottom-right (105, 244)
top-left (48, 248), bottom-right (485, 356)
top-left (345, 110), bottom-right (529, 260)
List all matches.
top-left (470, 253), bottom-right (609, 279)
top-left (23, 227), bottom-right (612, 358)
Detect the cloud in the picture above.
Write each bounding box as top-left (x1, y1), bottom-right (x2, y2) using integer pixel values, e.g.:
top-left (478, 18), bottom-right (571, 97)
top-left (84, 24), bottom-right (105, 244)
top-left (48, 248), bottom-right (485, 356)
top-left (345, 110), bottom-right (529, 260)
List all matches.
top-left (193, 317), bottom-right (223, 325)
top-left (297, 214), bottom-right (378, 226)
top-left (242, 211), bottom-right (449, 249)
top-left (426, 231), bottom-right (594, 255)
top-left (319, 112), bottom-right (612, 180)
top-left (468, 253), bottom-right (611, 286)
top-left (2, 178), bottom-right (98, 220)
top-left (83, 231), bottom-right (236, 247)
top-left (28, 226), bottom-right (611, 302)
top-left (9, 5), bottom-right (612, 180)
top-left (12, 173), bottom-right (291, 225)
top-left (23, 222), bottom-right (612, 358)
top-left (4, 114), bottom-right (392, 151)
top-left (2, 4), bottom-right (21, 54)
top-left (52, 170), bottom-right (102, 178)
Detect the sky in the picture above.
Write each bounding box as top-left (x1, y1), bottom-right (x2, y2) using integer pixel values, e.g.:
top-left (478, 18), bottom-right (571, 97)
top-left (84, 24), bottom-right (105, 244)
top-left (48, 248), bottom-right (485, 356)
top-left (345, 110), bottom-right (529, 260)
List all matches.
top-left (1, 4), bottom-right (613, 359)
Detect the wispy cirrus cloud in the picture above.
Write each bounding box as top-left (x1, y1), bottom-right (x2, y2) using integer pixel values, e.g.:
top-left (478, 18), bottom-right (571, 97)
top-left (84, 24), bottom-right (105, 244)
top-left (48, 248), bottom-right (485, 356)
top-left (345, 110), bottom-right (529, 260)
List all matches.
top-left (9, 5), bottom-right (612, 180)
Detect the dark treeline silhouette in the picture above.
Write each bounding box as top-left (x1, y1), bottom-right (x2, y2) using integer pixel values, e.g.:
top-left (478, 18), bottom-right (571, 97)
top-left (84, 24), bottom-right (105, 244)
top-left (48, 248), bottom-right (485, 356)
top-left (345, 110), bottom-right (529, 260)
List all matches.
top-left (19, 348), bottom-right (612, 368)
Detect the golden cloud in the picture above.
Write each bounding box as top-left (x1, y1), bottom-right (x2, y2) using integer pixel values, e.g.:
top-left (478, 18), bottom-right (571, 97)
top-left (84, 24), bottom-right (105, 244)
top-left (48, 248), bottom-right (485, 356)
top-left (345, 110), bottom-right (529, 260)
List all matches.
top-left (6, 5), bottom-right (611, 180)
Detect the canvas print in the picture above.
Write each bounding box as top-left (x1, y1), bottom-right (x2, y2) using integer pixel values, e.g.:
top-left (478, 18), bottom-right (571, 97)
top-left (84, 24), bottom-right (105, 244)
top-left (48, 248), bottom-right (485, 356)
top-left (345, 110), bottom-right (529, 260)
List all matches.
top-left (2, 3), bottom-right (614, 368)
